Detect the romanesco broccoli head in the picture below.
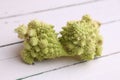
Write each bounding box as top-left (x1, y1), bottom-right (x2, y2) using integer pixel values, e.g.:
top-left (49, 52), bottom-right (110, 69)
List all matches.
top-left (59, 15), bottom-right (102, 60)
top-left (15, 20), bottom-right (67, 64)
top-left (15, 15), bottom-right (103, 64)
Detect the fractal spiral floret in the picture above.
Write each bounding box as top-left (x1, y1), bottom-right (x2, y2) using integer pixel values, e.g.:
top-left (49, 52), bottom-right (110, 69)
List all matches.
top-left (15, 15), bottom-right (103, 64)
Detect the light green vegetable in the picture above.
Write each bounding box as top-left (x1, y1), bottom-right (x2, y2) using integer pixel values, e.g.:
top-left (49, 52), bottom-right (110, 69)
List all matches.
top-left (59, 15), bottom-right (102, 60)
top-left (15, 20), bottom-right (67, 64)
top-left (15, 15), bottom-right (103, 64)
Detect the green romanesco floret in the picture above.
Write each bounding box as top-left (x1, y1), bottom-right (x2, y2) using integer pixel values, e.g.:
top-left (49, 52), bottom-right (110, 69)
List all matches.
top-left (59, 15), bottom-right (102, 60)
top-left (15, 15), bottom-right (103, 64)
top-left (15, 20), bottom-right (67, 64)
top-left (15, 25), bottom-right (27, 39)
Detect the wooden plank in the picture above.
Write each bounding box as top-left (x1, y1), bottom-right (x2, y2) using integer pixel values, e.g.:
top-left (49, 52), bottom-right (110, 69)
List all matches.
top-left (0, 50), bottom-right (119, 80)
top-left (0, 56), bottom-right (80, 80)
top-left (100, 22), bottom-right (120, 55)
top-left (0, 0), bottom-right (91, 18)
top-left (0, 44), bottom-right (22, 60)
top-left (0, 0), bottom-right (120, 46)
top-left (22, 52), bottom-right (120, 80)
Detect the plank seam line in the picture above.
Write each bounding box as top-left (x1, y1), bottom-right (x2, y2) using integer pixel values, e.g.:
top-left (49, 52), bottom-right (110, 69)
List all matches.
top-left (0, 56), bottom-right (18, 61)
top-left (16, 51), bottom-right (120, 80)
top-left (0, 18), bottom-right (120, 48)
top-left (0, 41), bottom-right (23, 48)
top-left (0, 0), bottom-right (101, 20)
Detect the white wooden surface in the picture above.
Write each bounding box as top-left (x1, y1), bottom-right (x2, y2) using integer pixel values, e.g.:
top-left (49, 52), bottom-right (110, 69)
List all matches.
top-left (0, 0), bottom-right (120, 80)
